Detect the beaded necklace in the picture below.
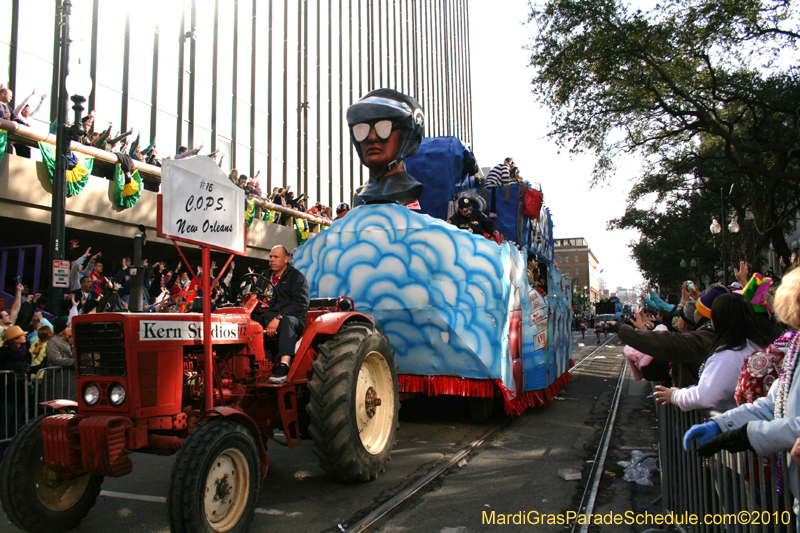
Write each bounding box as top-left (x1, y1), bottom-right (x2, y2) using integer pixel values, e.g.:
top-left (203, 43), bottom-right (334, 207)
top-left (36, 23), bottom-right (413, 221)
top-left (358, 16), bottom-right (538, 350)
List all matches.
top-left (768, 330), bottom-right (797, 496)
top-left (775, 331), bottom-right (800, 420)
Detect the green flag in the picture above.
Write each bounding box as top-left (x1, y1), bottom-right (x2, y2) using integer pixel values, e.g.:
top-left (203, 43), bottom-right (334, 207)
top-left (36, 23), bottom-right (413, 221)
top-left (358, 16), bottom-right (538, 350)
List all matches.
top-left (114, 165), bottom-right (142, 209)
top-left (38, 142), bottom-right (93, 197)
top-left (245, 198), bottom-right (256, 227)
top-left (295, 217), bottom-right (310, 245)
top-left (0, 131), bottom-right (7, 158)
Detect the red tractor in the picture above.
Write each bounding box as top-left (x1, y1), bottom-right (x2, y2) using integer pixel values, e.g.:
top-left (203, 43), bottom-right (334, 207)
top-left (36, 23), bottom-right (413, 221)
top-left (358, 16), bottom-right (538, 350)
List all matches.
top-left (0, 285), bottom-right (399, 533)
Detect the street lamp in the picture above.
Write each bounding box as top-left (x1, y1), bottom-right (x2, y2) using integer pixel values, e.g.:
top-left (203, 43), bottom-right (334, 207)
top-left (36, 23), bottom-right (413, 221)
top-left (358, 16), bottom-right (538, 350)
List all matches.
top-left (65, 68), bottom-right (92, 142)
top-left (709, 185), bottom-right (739, 286)
top-left (48, 0), bottom-right (93, 314)
top-left (681, 258), bottom-right (701, 288)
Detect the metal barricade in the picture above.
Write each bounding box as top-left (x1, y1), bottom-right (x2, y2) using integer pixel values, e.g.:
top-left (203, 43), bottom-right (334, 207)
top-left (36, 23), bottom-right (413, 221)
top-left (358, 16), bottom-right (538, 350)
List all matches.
top-left (32, 366), bottom-right (78, 418)
top-left (0, 367), bottom-right (78, 449)
top-left (656, 398), bottom-right (797, 532)
top-left (0, 369), bottom-right (28, 444)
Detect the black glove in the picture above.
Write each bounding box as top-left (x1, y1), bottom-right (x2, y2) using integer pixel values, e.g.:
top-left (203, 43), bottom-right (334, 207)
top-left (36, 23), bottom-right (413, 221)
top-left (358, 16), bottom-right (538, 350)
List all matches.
top-left (696, 424), bottom-right (753, 457)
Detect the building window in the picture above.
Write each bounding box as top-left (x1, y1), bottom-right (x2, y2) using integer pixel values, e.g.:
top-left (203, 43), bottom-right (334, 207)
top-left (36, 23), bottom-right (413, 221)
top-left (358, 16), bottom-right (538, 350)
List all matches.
top-left (575, 255), bottom-right (579, 263)
top-left (574, 267), bottom-right (579, 276)
top-left (564, 255), bottom-right (569, 263)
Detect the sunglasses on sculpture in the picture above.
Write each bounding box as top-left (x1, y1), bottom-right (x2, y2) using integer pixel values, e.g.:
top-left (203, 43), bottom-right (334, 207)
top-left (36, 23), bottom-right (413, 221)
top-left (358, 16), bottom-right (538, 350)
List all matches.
top-left (351, 120), bottom-right (399, 142)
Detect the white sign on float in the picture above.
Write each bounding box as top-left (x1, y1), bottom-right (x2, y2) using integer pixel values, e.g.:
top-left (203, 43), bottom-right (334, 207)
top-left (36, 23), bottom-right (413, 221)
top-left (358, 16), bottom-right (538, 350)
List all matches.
top-left (159, 157), bottom-right (246, 254)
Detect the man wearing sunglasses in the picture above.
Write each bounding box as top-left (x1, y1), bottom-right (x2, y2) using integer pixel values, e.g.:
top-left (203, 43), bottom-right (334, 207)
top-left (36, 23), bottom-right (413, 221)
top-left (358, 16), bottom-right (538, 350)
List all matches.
top-left (346, 89), bottom-right (425, 205)
top-left (447, 197), bottom-right (502, 244)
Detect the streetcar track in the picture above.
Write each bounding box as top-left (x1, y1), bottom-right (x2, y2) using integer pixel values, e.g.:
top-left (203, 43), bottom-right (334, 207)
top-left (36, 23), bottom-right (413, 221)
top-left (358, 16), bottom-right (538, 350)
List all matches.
top-left (346, 336), bottom-right (624, 533)
top-left (572, 356), bottom-right (628, 533)
top-left (345, 421), bottom-right (510, 533)
top-left (569, 333), bottom-right (619, 375)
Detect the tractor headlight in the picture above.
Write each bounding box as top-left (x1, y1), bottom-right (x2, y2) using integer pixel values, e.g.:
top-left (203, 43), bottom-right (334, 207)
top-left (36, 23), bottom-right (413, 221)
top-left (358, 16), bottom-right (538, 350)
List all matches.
top-left (83, 383), bottom-right (100, 406)
top-left (108, 383), bottom-right (127, 407)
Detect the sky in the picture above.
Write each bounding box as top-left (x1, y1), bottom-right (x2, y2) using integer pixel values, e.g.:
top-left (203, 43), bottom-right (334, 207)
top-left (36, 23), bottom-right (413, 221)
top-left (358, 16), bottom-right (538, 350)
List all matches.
top-left (468, 1), bottom-right (646, 292)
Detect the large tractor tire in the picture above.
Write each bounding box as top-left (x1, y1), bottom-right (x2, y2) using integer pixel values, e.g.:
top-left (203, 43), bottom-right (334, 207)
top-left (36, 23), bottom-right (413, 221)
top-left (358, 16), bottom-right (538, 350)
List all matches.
top-left (0, 416), bottom-right (103, 533)
top-left (307, 322), bottom-right (399, 482)
top-left (168, 420), bottom-right (261, 533)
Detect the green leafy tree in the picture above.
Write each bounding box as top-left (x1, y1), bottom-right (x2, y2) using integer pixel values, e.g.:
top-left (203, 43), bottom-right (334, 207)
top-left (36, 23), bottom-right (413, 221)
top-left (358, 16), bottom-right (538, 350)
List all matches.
top-left (528, 0), bottom-right (800, 264)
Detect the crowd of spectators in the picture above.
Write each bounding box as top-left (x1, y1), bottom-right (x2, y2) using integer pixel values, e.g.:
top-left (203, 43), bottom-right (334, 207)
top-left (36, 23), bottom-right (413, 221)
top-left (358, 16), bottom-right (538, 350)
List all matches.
top-left (227, 167), bottom-right (349, 228)
top-left (0, 238), bottom-right (264, 392)
top-left (609, 259), bottom-right (800, 517)
top-left (0, 84), bottom-right (345, 219)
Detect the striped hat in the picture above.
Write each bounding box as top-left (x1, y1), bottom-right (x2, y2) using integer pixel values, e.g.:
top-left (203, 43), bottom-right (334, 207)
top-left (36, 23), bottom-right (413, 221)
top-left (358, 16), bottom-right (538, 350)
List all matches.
top-left (696, 286), bottom-right (731, 319)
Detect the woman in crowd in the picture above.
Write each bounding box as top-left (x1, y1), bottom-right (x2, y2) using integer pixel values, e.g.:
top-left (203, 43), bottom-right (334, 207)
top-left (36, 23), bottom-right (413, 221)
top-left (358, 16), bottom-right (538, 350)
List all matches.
top-left (654, 292), bottom-right (771, 412)
top-left (683, 267), bottom-right (800, 526)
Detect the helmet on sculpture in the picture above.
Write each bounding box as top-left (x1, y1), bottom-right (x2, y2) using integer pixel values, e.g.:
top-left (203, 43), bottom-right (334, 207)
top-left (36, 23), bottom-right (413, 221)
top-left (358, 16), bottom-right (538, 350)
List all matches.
top-left (346, 88), bottom-right (425, 173)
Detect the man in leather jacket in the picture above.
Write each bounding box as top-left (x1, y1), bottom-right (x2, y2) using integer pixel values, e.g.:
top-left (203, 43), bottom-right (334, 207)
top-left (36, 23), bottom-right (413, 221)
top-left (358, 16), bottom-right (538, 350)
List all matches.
top-left (252, 245), bottom-right (309, 383)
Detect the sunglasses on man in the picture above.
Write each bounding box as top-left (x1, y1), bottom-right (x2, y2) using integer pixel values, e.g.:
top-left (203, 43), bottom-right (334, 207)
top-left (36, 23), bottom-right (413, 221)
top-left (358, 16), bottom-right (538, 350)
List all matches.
top-left (351, 120), bottom-right (400, 142)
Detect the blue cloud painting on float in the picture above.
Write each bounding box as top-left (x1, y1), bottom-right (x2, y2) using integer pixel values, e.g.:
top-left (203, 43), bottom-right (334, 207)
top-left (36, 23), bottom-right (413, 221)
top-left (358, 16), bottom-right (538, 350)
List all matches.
top-left (293, 203), bottom-right (571, 396)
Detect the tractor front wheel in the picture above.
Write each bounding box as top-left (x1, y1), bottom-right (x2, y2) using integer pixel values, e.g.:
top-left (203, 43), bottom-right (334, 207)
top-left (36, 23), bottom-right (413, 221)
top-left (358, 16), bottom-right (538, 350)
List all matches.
top-left (168, 420), bottom-right (260, 533)
top-left (0, 416), bottom-right (103, 532)
top-left (307, 322), bottom-right (399, 482)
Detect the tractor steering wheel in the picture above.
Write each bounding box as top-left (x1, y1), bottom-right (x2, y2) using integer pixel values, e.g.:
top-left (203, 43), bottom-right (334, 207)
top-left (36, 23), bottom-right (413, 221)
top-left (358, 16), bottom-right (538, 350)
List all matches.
top-left (238, 272), bottom-right (273, 303)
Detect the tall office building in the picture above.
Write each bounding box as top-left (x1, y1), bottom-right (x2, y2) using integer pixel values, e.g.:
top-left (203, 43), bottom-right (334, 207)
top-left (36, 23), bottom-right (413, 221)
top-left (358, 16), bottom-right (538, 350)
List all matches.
top-left (0, 0), bottom-right (475, 286)
top-left (1, 0), bottom-right (473, 207)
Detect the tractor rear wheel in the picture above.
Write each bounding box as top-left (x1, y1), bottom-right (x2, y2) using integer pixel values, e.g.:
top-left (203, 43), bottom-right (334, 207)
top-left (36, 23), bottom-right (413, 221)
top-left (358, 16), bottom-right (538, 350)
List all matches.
top-left (307, 322), bottom-right (399, 482)
top-left (0, 416), bottom-right (103, 533)
top-left (168, 420), bottom-right (260, 533)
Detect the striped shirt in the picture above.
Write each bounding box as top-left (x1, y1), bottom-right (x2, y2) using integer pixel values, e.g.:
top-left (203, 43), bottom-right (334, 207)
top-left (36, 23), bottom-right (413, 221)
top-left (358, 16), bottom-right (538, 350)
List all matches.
top-left (485, 163), bottom-right (511, 188)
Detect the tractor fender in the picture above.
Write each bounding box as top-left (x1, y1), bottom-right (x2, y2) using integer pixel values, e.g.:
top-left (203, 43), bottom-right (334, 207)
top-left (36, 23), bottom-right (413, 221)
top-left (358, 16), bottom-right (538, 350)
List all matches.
top-left (306, 311), bottom-right (372, 336)
top-left (198, 407), bottom-right (269, 477)
top-left (290, 312), bottom-right (374, 381)
top-left (298, 311), bottom-right (373, 354)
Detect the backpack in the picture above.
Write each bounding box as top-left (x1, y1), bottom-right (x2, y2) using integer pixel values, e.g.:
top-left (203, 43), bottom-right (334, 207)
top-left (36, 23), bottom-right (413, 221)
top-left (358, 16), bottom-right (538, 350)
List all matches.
top-left (735, 344), bottom-right (785, 406)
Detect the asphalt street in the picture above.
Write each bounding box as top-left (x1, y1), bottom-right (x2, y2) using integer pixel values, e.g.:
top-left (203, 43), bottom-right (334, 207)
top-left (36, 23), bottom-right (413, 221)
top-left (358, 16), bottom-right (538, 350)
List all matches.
top-left (0, 330), bottom-right (662, 533)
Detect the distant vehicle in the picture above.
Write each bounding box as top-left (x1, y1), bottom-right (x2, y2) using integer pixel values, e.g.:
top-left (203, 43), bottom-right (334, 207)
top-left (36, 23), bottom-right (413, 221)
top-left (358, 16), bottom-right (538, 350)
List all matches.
top-left (596, 314), bottom-right (616, 324)
top-left (595, 296), bottom-right (623, 318)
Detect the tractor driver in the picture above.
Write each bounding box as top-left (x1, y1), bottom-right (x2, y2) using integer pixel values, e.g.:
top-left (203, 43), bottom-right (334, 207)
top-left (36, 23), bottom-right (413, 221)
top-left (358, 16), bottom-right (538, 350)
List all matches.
top-left (447, 197), bottom-right (502, 243)
top-left (252, 245), bottom-right (310, 384)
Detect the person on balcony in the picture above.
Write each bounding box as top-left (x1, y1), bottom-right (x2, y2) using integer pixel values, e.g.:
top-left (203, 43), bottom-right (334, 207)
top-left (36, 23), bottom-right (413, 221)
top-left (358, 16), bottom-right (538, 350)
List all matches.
top-left (10, 88), bottom-right (45, 157)
top-left (12, 88), bottom-right (45, 124)
top-left (335, 203), bottom-right (350, 219)
top-left (174, 142), bottom-right (203, 160)
top-left (0, 87), bottom-right (13, 120)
